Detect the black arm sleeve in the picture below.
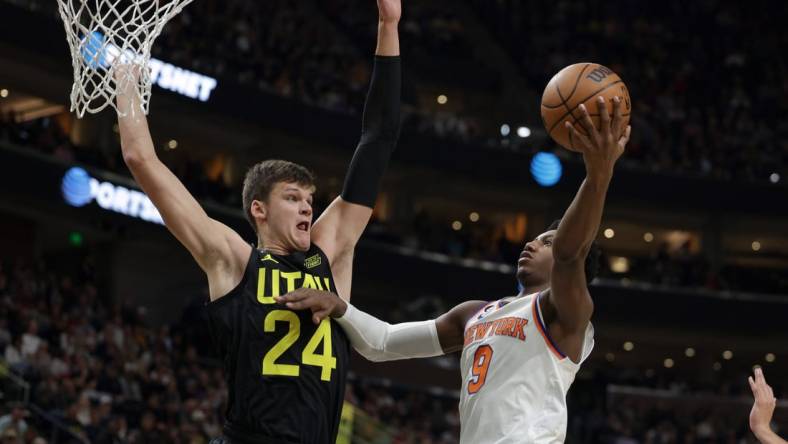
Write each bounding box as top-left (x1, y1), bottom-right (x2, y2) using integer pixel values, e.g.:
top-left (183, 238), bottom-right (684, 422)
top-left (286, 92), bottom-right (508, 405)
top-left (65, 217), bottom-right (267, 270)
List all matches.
top-left (340, 56), bottom-right (401, 208)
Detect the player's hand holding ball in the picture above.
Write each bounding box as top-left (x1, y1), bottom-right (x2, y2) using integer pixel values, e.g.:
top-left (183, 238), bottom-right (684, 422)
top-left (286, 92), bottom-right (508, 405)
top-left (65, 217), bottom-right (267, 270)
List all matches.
top-left (541, 63), bottom-right (632, 179)
top-left (567, 95), bottom-right (631, 179)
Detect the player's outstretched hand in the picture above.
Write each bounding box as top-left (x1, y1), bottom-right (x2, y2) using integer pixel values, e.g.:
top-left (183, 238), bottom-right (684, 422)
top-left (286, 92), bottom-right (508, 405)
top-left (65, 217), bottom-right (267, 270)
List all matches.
top-left (749, 367), bottom-right (778, 437)
top-left (377, 0), bottom-right (401, 24)
top-left (276, 289), bottom-right (348, 324)
top-left (565, 96), bottom-right (631, 178)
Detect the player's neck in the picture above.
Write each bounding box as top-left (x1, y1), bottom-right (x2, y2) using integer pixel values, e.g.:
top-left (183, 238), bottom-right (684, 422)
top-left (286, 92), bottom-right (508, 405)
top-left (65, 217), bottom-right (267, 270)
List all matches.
top-left (518, 282), bottom-right (549, 297)
top-left (258, 237), bottom-right (292, 256)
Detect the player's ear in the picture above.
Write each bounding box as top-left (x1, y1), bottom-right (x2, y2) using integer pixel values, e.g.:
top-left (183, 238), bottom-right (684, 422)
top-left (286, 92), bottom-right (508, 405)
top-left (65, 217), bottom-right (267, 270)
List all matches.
top-left (250, 200), bottom-right (267, 222)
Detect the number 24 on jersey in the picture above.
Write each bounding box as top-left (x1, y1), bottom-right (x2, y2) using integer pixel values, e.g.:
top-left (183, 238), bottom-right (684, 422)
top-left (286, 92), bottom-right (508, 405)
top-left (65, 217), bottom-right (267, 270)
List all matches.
top-left (262, 310), bottom-right (337, 382)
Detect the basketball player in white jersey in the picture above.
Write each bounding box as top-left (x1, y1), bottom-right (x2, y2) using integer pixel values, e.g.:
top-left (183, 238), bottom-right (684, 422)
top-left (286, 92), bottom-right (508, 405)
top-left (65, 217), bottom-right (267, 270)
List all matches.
top-left (278, 96), bottom-right (631, 443)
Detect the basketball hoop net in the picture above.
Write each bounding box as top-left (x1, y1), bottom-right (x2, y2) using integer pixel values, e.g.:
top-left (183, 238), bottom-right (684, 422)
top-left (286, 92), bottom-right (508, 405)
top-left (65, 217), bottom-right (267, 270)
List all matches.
top-left (56, 0), bottom-right (194, 117)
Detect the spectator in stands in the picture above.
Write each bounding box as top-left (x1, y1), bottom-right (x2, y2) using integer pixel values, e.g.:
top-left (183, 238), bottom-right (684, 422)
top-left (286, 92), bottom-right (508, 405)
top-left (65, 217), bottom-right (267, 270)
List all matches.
top-left (3, 336), bottom-right (26, 375)
top-left (0, 428), bottom-right (19, 444)
top-left (0, 404), bottom-right (28, 440)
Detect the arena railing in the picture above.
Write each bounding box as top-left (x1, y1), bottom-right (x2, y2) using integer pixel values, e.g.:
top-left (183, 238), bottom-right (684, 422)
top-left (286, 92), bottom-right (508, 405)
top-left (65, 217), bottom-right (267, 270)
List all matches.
top-left (0, 360), bottom-right (30, 404)
top-left (26, 404), bottom-right (90, 444)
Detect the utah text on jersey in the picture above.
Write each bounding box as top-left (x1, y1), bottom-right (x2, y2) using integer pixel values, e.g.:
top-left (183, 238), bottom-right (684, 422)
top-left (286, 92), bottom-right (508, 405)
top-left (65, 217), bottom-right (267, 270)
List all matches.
top-left (256, 267), bottom-right (332, 304)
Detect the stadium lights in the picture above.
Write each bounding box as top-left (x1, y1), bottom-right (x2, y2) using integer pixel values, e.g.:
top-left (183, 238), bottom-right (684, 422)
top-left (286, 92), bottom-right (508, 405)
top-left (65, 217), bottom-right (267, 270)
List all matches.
top-left (685, 347), bottom-right (696, 358)
top-left (610, 257), bottom-right (629, 273)
top-left (0, 89), bottom-right (8, 98)
top-left (517, 126), bottom-right (531, 138)
top-left (770, 173), bottom-right (780, 183)
top-left (437, 94), bottom-right (448, 105)
top-left (765, 353), bottom-right (776, 363)
top-left (167, 139), bottom-right (178, 150)
top-left (500, 124), bottom-right (511, 136)
top-left (643, 232), bottom-right (654, 242)
top-left (604, 228), bottom-right (615, 239)
top-left (469, 212), bottom-right (480, 222)
top-left (752, 241), bottom-right (761, 251)
top-left (452, 220), bottom-right (462, 231)
top-left (623, 341), bottom-right (634, 351)
top-left (663, 358), bottom-right (674, 368)
top-left (722, 350), bottom-right (733, 360)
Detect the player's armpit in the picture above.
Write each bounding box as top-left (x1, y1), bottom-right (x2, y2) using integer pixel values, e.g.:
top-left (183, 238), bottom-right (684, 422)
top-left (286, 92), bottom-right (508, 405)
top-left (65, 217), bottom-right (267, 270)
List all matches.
top-left (547, 259), bottom-right (593, 332)
top-left (435, 300), bottom-right (488, 354)
top-left (311, 197), bottom-right (371, 302)
top-left (312, 197), bottom-right (372, 265)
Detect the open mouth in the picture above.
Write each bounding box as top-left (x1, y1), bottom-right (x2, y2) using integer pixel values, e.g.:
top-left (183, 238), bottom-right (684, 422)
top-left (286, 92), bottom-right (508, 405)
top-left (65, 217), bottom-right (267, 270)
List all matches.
top-left (296, 222), bottom-right (310, 232)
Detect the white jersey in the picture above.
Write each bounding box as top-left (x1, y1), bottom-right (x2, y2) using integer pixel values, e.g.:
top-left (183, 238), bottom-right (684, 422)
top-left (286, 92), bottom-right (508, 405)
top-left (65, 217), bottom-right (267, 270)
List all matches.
top-left (458, 292), bottom-right (594, 444)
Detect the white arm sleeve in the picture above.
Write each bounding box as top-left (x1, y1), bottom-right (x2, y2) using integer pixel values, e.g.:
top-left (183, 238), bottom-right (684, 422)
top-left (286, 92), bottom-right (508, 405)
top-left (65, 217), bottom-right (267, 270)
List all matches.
top-left (335, 303), bottom-right (444, 362)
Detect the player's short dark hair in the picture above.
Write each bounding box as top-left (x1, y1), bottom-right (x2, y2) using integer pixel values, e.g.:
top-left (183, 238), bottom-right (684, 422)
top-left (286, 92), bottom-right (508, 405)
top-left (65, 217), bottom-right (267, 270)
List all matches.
top-left (242, 160), bottom-right (315, 233)
top-left (547, 219), bottom-right (601, 284)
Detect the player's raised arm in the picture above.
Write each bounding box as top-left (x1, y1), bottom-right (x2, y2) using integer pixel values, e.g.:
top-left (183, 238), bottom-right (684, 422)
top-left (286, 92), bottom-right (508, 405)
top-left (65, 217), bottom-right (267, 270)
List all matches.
top-left (275, 289), bottom-right (484, 360)
top-left (115, 66), bottom-right (250, 299)
top-left (311, 0), bottom-right (402, 300)
top-left (749, 367), bottom-right (787, 444)
top-left (542, 96), bottom-right (631, 361)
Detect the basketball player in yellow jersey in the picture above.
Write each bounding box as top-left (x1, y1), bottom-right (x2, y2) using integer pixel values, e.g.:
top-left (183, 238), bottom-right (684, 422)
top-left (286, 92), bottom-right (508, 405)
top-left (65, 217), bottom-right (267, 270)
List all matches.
top-left (115, 1), bottom-right (403, 442)
top-left (279, 96), bottom-right (631, 443)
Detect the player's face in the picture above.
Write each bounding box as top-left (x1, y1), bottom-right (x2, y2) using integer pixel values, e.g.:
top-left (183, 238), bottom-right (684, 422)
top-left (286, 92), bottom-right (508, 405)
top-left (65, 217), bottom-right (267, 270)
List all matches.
top-left (515, 230), bottom-right (556, 287)
top-left (259, 181), bottom-right (314, 252)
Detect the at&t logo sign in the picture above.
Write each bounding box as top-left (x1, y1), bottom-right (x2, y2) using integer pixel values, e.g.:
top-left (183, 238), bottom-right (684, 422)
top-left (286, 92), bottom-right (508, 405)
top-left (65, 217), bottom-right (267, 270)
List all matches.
top-left (61, 167), bottom-right (164, 225)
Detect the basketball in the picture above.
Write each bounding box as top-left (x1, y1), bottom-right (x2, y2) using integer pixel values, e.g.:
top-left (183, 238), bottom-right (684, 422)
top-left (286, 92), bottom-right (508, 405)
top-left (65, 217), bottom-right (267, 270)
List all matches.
top-left (541, 63), bottom-right (631, 151)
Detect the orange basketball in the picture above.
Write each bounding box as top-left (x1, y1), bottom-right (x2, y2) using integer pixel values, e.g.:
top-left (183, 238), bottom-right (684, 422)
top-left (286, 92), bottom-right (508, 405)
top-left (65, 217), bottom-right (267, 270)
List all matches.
top-left (541, 63), bottom-right (631, 152)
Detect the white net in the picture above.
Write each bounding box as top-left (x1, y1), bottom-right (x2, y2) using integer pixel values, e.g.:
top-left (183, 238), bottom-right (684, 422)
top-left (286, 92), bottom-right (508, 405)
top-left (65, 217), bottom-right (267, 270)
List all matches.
top-left (56, 0), bottom-right (194, 117)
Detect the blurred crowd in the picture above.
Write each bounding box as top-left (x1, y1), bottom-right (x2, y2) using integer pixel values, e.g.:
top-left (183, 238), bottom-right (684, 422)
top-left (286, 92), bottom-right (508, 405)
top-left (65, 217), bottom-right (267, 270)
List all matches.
top-left (0, 255), bottom-right (227, 443)
top-left (142, 0), bottom-right (788, 182)
top-left (156, 0), bottom-right (369, 115)
top-left (470, 0), bottom-right (788, 183)
top-left (154, 0), bottom-right (484, 142)
top-left (1, 252), bottom-right (784, 443)
top-left (346, 380), bottom-right (460, 443)
top-left (3, 0), bottom-right (788, 182)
